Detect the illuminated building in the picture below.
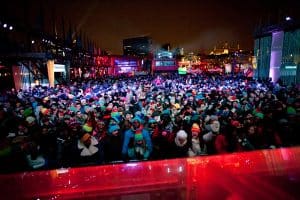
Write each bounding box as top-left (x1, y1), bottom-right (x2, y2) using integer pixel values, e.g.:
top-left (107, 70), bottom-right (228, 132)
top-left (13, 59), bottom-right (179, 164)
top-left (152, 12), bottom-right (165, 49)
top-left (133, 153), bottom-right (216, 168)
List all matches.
top-left (254, 18), bottom-right (300, 84)
top-left (152, 49), bottom-right (177, 73)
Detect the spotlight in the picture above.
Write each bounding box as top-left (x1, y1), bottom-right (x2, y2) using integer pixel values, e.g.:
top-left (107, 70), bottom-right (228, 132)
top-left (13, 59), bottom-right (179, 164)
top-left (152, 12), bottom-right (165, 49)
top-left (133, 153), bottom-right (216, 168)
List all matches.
top-left (9, 26), bottom-right (13, 30)
top-left (285, 16), bottom-right (292, 21)
top-left (3, 23), bottom-right (7, 28)
top-left (31, 40), bottom-right (35, 44)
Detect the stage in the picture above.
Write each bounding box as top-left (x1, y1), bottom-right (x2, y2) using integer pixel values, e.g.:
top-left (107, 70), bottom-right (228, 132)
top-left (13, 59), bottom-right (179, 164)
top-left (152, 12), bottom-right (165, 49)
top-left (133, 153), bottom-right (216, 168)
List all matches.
top-left (0, 147), bottom-right (299, 199)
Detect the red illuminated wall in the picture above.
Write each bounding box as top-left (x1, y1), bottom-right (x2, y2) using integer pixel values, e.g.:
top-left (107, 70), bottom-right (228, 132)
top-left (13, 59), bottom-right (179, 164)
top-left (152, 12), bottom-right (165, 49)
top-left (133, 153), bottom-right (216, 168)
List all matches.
top-left (0, 147), bottom-right (299, 199)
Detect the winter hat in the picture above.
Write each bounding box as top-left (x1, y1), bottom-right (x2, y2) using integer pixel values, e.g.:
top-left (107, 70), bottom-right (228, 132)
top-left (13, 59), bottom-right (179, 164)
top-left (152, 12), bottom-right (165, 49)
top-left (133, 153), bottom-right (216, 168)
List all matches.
top-left (287, 106), bottom-right (296, 115)
top-left (173, 103), bottom-right (180, 110)
top-left (26, 116), bottom-right (35, 124)
top-left (254, 112), bottom-right (264, 119)
top-left (231, 120), bottom-right (241, 128)
top-left (191, 123), bottom-right (201, 133)
top-left (111, 111), bottom-right (121, 122)
top-left (108, 124), bottom-right (120, 135)
top-left (41, 107), bottom-right (49, 115)
top-left (110, 116), bottom-right (121, 124)
top-left (210, 115), bottom-right (218, 121)
top-left (176, 130), bottom-right (188, 139)
top-left (23, 108), bottom-right (33, 118)
top-left (69, 106), bottom-right (78, 113)
top-left (83, 123), bottom-right (93, 132)
top-left (131, 116), bottom-right (142, 124)
top-left (195, 93), bottom-right (205, 100)
top-left (191, 114), bottom-right (200, 122)
top-left (148, 118), bottom-right (157, 124)
top-left (228, 96), bottom-right (238, 102)
top-left (80, 133), bottom-right (91, 143)
top-left (111, 107), bottom-right (119, 115)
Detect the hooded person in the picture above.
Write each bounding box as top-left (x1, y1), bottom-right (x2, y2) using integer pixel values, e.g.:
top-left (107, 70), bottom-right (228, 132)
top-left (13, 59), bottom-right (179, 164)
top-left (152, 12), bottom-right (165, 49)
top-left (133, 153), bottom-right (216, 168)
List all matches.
top-left (103, 124), bottom-right (123, 162)
top-left (121, 116), bottom-right (152, 160)
top-left (171, 130), bottom-right (189, 158)
top-left (77, 132), bottom-right (103, 165)
top-left (26, 142), bottom-right (46, 169)
top-left (188, 123), bottom-right (207, 156)
top-left (93, 120), bottom-right (107, 142)
top-left (202, 117), bottom-right (221, 154)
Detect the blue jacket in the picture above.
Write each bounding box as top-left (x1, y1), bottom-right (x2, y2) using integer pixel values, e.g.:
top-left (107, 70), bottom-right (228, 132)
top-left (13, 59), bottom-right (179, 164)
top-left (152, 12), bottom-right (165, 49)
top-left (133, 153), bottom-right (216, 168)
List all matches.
top-left (122, 128), bottom-right (153, 159)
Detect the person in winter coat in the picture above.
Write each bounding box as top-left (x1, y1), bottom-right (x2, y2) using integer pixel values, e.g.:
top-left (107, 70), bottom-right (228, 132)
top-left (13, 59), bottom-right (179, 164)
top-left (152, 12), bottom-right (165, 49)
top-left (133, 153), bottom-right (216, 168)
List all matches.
top-left (103, 124), bottom-right (123, 163)
top-left (188, 123), bottom-right (207, 157)
top-left (76, 132), bottom-right (103, 165)
top-left (172, 130), bottom-right (189, 158)
top-left (122, 116), bottom-right (152, 160)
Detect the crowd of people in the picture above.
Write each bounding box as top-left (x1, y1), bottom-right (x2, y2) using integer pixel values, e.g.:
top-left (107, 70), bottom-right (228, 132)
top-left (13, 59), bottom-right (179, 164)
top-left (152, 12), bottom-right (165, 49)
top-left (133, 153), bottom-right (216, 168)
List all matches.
top-left (0, 73), bottom-right (299, 173)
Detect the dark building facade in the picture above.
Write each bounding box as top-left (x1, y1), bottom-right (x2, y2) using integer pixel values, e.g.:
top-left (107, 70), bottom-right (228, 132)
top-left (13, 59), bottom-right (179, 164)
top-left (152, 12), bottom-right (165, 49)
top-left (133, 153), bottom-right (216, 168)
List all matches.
top-left (123, 36), bottom-right (152, 57)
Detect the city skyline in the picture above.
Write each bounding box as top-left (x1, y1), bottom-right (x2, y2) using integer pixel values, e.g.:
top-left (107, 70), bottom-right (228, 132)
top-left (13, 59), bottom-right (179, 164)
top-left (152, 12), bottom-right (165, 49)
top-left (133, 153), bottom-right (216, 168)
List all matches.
top-left (2, 0), bottom-right (300, 54)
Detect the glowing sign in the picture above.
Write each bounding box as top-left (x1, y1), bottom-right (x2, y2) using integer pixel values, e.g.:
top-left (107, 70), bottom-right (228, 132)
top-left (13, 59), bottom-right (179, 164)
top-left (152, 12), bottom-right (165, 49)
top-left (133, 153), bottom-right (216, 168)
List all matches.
top-left (155, 60), bottom-right (176, 67)
top-left (54, 64), bottom-right (66, 72)
top-left (285, 66), bottom-right (297, 69)
top-left (115, 60), bottom-right (137, 67)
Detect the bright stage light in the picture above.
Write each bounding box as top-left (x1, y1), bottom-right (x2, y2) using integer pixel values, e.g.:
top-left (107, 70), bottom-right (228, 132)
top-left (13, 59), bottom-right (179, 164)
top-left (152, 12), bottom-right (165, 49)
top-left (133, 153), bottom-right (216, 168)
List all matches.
top-left (3, 23), bottom-right (7, 28)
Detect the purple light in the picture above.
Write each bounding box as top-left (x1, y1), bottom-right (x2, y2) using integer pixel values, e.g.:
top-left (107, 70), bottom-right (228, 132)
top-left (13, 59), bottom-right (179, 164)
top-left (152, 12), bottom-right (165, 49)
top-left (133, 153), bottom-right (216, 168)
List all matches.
top-left (269, 31), bottom-right (284, 83)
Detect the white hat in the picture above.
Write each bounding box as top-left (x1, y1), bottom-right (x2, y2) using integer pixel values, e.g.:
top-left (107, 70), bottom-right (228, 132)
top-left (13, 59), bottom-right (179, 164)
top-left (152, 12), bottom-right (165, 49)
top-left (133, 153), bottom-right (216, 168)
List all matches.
top-left (176, 130), bottom-right (188, 139)
top-left (210, 115), bottom-right (218, 121)
top-left (26, 116), bottom-right (35, 124)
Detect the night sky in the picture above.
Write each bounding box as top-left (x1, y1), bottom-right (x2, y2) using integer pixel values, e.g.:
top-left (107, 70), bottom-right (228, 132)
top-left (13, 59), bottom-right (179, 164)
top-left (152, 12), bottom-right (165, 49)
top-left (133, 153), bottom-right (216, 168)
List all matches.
top-left (2, 0), bottom-right (300, 54)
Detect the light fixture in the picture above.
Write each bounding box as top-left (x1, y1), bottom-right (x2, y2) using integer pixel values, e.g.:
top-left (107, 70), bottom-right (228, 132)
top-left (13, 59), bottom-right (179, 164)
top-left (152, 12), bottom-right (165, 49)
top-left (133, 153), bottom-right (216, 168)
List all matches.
top-left (9, 26), bottom-right (13, 30)
top-left (31, 40), bottom-right (35, 44)
top-left (3, 23), bottom-right (7, 28)
top-left (285, 16), bottom-right (292, 21)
